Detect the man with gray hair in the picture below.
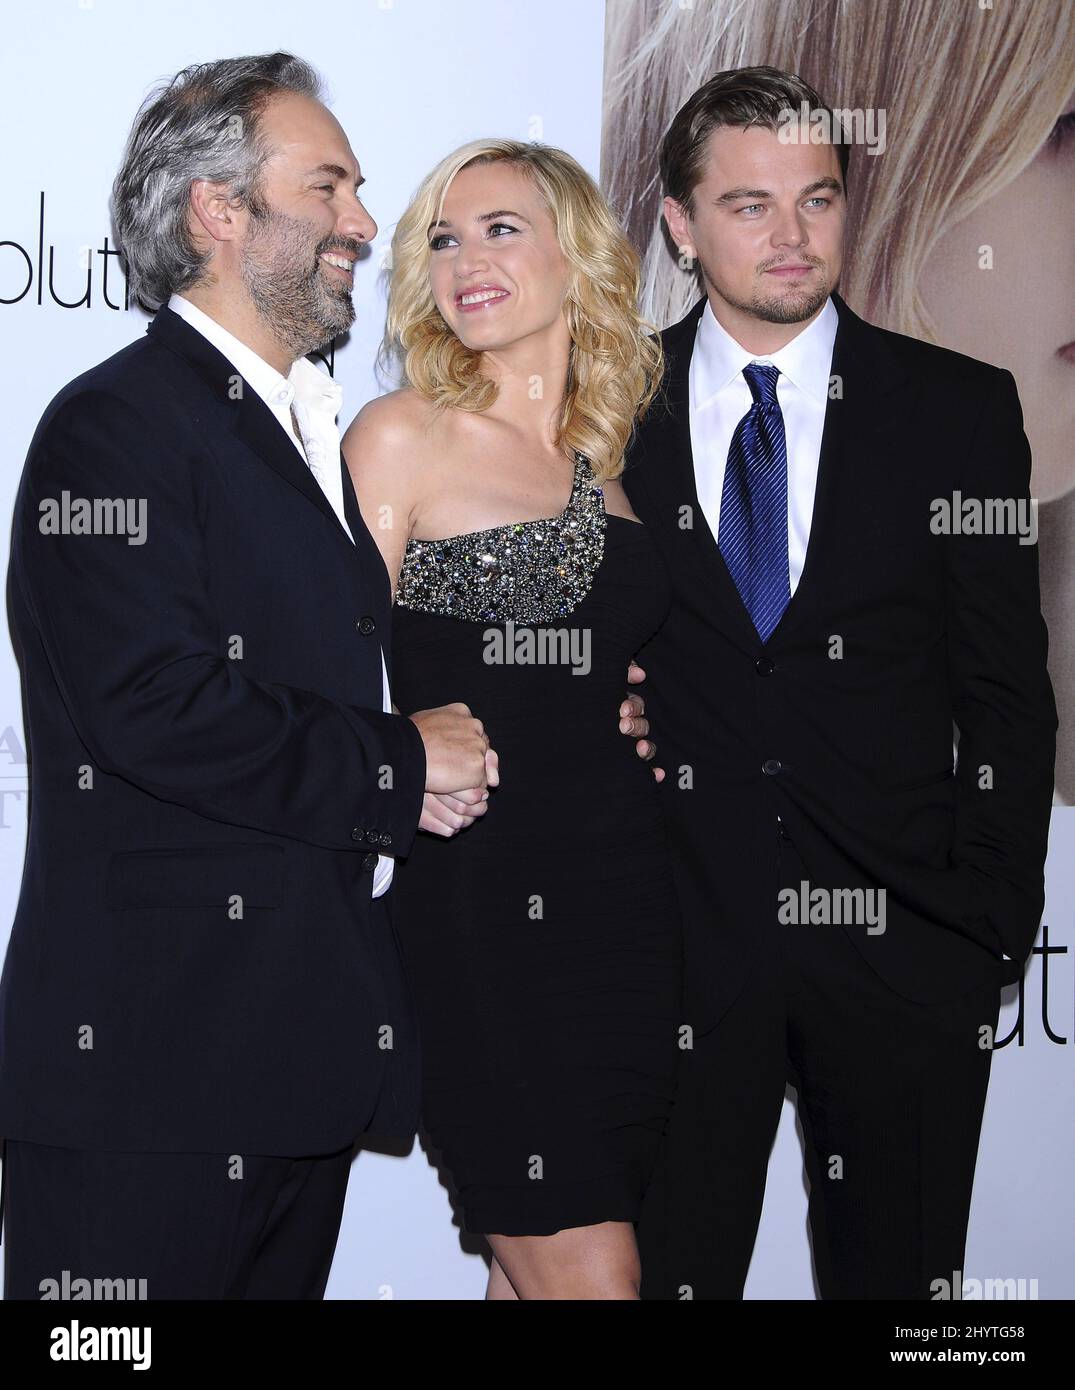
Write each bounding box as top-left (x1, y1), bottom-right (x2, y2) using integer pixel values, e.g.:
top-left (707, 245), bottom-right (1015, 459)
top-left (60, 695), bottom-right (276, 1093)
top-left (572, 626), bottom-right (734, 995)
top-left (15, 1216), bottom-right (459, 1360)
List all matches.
top-left (0, 51), bottom-right (491, 1299)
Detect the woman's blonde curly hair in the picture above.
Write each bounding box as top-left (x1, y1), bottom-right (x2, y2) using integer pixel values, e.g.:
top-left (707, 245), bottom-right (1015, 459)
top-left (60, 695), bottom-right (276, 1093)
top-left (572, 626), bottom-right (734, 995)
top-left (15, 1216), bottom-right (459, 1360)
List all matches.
top-left (382, 138), bottom-right (663, 484)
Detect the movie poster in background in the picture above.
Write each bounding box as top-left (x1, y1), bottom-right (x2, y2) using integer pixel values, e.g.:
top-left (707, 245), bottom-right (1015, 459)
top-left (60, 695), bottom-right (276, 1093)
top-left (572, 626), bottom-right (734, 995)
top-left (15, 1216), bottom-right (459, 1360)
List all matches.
top-left (601, 0), bottom-right (1073, 1296)
top-left (0, 0), bottom-right (606, 1301)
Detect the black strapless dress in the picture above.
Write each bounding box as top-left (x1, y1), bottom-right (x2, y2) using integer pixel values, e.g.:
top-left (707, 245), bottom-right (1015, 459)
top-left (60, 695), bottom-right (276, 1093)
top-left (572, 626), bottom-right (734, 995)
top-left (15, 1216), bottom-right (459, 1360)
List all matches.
top-left (390, 453), bottom-right (683, 1237)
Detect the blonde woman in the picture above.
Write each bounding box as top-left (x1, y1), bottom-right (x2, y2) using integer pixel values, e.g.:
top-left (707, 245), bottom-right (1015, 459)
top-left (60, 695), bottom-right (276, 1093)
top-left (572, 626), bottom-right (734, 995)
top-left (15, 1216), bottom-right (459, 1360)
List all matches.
top-left (602, 0), bottom-right (1075, 797)
top-left (342, 140), bottom-right (680, 1300)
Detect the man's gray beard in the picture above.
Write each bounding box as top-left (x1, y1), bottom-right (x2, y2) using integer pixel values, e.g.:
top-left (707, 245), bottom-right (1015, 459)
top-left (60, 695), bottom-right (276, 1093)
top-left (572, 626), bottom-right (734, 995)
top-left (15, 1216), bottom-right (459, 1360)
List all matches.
top-left (240, 205), bottom-right (355, 361)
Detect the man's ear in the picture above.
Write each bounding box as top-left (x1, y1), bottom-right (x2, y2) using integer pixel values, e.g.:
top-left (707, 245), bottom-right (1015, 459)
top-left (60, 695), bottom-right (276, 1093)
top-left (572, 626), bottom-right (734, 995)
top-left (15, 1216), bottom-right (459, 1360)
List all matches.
top-left (188, 179), bottom-right (247, 246)
top-left (662, 195), bottom-right (693, 262)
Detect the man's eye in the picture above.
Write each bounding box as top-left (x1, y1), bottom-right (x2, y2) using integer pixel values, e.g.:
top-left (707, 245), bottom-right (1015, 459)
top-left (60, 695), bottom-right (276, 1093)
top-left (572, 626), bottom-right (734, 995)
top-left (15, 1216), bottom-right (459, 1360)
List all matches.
top-left (738, 205), bottom-right (763, 215)
top-left (318, 184), bottom-right (335, 193)
top-left (804, 198), bottom-right (829, 209)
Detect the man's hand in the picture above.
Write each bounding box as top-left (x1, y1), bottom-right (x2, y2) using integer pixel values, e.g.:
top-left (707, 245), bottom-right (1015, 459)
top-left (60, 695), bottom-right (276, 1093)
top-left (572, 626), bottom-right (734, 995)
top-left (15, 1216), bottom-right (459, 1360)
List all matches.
top-left (621, 661), bottom-right (665, 783)
top-left (418, 747), bottom-right (501, 838)
top-left (410, 703), bottom-right (492, 793)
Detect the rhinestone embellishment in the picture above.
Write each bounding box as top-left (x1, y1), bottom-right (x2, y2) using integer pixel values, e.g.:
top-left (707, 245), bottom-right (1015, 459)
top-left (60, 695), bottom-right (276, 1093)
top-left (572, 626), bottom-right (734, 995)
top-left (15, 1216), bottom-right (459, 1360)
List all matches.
top-left (395, 453), bottom-right (606, 623)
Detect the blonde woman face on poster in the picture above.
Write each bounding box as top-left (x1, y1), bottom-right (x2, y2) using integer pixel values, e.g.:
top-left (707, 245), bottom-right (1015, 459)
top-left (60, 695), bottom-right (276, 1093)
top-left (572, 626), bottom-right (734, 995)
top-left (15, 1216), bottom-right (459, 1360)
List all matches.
top-left (662, 125), bottom-right (845, 344)
top-left (919, 91), bottom-right (1075, 503)
top-left (602, 0), bottom-right (1075, 487)
top-left (426, 162), bottom-right (571, 358)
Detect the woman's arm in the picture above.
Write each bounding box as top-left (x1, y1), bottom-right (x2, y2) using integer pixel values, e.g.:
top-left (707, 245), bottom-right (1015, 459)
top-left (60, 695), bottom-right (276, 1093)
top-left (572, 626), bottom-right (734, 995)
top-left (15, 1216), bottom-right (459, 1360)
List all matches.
top-left (344, 393), bottom-right (497, 836)
top-left (341, 388), bottom-right (426, 596)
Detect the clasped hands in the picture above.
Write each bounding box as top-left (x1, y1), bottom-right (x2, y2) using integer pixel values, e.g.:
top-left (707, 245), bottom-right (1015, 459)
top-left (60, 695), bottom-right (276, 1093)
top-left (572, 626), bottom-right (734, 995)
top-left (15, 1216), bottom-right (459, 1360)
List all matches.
top-left (409, 661), bottom-right (662, 839)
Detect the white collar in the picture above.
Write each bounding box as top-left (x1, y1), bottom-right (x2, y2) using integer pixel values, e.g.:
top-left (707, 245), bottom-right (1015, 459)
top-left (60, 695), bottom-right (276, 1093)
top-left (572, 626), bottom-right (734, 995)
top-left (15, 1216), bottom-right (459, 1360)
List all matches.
top-left (692, 294), bottom-right (838, 411)
top-left (167, 293), bottom-right (342, 415)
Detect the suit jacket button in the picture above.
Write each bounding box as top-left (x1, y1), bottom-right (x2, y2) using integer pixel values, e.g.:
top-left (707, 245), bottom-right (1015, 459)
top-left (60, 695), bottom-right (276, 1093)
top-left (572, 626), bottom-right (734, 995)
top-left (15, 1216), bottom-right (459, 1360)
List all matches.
top-left (755, 656), bottom-right (775, 676)
top-left (357, 615), bottom-right (376, 635)
top-left (362, 852), bottom-right (379, 871)
top-left (379, 832), bottom-right (393, 848)
top-left (351, 827), bottom-right (363, 841)
top-left (762, 759), bottom-right (782, 776)
top-left (365, 828), bottom-right (380, 846)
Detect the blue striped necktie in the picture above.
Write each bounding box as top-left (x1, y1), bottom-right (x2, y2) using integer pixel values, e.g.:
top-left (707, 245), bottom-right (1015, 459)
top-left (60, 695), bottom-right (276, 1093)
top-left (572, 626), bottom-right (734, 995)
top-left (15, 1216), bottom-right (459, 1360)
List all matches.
top-left (717, 362), bottom-right (791, 643)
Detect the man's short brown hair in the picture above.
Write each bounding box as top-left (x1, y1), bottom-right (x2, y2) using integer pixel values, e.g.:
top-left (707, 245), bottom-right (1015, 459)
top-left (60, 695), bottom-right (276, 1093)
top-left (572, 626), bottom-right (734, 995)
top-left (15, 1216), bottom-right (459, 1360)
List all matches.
top-left (659, 64), bottom-right (850, 215)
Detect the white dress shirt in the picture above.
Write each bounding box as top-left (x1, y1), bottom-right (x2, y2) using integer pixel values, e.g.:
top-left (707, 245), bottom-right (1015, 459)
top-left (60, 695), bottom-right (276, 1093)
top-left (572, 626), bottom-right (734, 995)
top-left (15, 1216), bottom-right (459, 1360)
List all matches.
top-left (688, 295), bottom-right (838, 593)
top-left (168, 293), bottom-right (396, 896)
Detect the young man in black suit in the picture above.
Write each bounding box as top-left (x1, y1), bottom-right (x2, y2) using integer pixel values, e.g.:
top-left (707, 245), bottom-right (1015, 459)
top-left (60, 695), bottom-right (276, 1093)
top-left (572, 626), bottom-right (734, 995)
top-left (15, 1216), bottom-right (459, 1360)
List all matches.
top-left (623, 66), bottom-right (1057, 1299)
top-left (0, 53), bottom-right (493, 1299)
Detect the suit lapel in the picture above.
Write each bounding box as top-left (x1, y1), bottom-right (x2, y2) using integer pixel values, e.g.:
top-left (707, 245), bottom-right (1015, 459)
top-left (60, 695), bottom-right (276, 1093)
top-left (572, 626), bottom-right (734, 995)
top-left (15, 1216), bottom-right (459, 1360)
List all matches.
top-left (642, 292), bottom-right (913, 650)
top-left (640, 299), bottom-right (758, 653)
top-left (339, 447), bottom-right (393, 612)
top-left (340, 451), bottom-right (365, 543)
top-left (768, 292), bottom-right (912, 646)
top-left (146, 305), bottom-right (356, 552)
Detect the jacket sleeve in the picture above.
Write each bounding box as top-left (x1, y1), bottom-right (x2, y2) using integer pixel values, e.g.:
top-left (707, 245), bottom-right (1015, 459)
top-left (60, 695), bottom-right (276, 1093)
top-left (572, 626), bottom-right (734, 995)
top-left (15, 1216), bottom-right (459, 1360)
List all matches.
top-left (945, 367), bottom-right (1057, 965)
top-left (14, 388), bottom-right (427, 856)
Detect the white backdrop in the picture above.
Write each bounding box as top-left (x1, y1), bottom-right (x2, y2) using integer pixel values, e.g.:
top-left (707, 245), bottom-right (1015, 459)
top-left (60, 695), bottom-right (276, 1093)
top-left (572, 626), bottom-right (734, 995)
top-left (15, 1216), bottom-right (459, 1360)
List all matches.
top-left (0, 0), bottom-right (1070, 1300)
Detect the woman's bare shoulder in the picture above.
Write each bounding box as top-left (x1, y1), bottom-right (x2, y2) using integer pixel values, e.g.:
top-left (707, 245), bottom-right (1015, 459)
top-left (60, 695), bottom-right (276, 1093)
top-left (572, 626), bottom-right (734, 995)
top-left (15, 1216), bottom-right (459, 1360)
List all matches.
top-left (342, 386), bottom-right (440, 460)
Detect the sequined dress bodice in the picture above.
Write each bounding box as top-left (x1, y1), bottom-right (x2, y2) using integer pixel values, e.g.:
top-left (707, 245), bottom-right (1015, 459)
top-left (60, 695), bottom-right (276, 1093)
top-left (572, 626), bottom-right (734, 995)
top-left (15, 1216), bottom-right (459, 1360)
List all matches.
top-left (395, 452), bottom-right (607, 624)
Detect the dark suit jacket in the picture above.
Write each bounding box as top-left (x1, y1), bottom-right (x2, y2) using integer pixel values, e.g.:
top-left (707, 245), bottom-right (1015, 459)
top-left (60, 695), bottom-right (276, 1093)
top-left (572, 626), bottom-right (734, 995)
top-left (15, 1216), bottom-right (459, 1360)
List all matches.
top-left (624, 293), bottom-right (1057, 1036)
top-left (0, 305), bottom-right (427, 1153)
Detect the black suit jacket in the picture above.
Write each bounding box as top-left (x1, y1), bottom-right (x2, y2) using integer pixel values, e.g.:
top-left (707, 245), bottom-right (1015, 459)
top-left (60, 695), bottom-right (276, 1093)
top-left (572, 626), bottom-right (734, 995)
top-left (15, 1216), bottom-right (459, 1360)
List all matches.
top-left (0, 306), bottom-right (427, 1152)
top-left (625, 293), bottom-right (1057, 1036)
